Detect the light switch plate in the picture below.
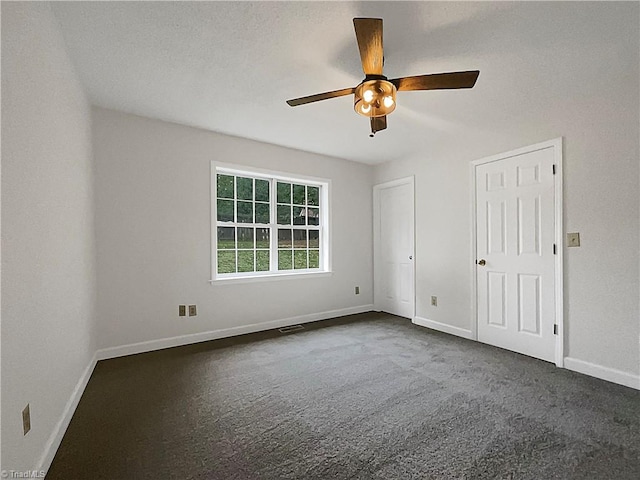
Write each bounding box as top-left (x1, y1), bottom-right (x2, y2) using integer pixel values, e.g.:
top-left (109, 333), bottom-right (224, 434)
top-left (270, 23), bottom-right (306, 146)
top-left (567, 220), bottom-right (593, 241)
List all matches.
top-left (188, 305), bottom-right (197, 316)
top-left (179, 305), bottom-right (186, 317)
top-left (431, 296), bottom-right (437, 307)
top-left (567, 232), bottom-right (580, 247)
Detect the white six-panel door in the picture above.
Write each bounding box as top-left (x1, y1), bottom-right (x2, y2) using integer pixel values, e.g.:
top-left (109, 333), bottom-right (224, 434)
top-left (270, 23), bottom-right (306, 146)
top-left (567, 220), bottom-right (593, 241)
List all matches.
top-left (374, 178), bottom-right (415, 319)
top-left (475, 145), bottom-right (558, 363)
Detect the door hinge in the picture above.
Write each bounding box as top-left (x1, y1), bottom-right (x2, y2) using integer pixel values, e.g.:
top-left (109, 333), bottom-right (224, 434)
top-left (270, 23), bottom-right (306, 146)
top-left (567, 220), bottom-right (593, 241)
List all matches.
top-left (553, 324), bottom-right (558, 335)
top-left (552, 164), bottom-right (556, 175)
top-left (553, 243), bottom-right (557, 255)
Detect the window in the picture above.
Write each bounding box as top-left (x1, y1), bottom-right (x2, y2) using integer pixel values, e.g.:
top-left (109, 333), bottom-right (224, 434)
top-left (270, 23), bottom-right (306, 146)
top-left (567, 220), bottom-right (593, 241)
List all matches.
top-left (213, 166), bottom-right (329, 280)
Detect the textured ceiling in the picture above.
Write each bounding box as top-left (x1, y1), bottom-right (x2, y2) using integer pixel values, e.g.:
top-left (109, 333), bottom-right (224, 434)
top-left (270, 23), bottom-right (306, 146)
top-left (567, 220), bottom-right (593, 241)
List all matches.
top-left (51, 1), bottom-right (630, 164)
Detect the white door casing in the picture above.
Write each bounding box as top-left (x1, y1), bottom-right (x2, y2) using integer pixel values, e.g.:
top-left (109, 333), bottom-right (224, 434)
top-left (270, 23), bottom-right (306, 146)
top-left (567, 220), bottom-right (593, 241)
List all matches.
top-left (472, 139), bottom-right (563, 364)
top-left (373, 177), bottom-right (415, 319)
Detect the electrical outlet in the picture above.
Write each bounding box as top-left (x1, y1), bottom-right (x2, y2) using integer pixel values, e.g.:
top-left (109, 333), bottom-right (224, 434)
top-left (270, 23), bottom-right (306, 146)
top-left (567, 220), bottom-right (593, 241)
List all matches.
top-left (355, 286), bottom-right (360, 295)
top-left (179, 305), bottom-right (186, 316)
top-left (567, 232), bottom-right (580, 247)
top-left (431, 296), bottom-right (438, 307)
top-left (188, 305), bottom-right (197, 316)
top-left (22, 404), bottom-right (31, 436)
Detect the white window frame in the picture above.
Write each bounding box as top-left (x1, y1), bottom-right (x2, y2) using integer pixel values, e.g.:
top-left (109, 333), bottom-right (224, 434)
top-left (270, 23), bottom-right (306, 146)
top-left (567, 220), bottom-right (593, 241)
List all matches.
top-left (210, 162), bottom-right (331, 283)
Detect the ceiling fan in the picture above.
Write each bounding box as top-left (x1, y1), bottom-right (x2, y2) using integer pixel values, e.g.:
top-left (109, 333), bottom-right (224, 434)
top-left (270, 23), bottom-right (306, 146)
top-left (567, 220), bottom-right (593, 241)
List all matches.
top-left (286, 18), bottom-right (479, 137)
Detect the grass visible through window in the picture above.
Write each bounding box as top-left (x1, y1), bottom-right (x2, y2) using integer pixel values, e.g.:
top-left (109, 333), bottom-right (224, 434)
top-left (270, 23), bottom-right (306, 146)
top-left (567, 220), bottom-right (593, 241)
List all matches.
top-left (216, 171), bottom-right (324, 276)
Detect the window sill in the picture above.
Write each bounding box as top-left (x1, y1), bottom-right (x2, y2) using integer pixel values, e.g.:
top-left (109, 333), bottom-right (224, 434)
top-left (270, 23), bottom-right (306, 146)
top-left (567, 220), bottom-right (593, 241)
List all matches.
top-left (210, 271), bottom-right (333, 285)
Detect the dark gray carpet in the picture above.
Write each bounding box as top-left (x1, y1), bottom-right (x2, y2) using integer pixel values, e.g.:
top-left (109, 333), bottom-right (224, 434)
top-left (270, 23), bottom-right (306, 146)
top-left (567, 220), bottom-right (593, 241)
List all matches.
top-left (46, 312), bottom-right (640, 479)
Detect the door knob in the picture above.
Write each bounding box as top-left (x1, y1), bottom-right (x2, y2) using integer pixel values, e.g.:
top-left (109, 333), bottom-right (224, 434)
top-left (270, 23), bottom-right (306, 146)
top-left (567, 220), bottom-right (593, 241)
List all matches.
top-left (477, 259), bottom-right (486, 266)
top-left (409, 256), bottom-right (413, 260)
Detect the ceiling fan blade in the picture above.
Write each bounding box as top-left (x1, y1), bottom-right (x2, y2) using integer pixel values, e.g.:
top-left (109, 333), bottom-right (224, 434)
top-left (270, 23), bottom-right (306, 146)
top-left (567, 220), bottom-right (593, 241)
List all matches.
top-left (353, 18), bottom-right (384, 75)
top-left (371, 116), bottom-right (387, 134)
top-left (286, 87), bottom-right (355, 107)
top-left (391, 71), bottom-right (480, 91)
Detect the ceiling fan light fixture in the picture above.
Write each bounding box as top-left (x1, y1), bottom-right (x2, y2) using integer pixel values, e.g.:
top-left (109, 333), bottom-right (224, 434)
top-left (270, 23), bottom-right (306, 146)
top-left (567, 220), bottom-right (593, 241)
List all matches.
top-left (354, 79), bottom-right (396, 117)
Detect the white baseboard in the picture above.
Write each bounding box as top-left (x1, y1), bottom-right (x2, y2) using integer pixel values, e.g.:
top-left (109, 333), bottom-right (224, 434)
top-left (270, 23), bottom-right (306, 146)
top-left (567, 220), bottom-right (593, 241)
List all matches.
top-left (96, 304), bottom-right (374, 360)
top-left (412, 316), bottom-right (474, 340)
top-left (564, 357), bottom-right (639, 390)
top-left (37, 352), bottom-right (98, 473)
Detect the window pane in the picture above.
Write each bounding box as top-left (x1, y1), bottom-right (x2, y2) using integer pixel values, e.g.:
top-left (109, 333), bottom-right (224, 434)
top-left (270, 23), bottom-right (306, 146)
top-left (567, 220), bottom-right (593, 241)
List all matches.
top-left (237, 201), bottom-right (253, 223)
top-left (294, 250), bottom-right (308, 269)
top-left (308, 207), bottom-right (319, 226)
top-left (307, 186), bottom-right (319, 206)
top-left (277, 182), bottom-right (291, 203)
top-left (309, 230), bottom-right (320, 248)
top-left (278, 250), bottom-right (292, 270)
top-left (293, 229), bottom-right (307, 249)
top-left (217, 251), bottom-right (236, 273)
top-left (217, 174), bottom-right (234, 199)
top-left (293, 206), bottom-right (305, 225)
top-left (309, 250), bottom-right (320, 268)
top-left (256, 228), bottom-right (269, 248)
top-left (255, 179), bottom-right (269, 202)
top-left (293, 184), bottom-right (306, 205)
top-left (217, 227), bottom-right (235, 249)
top-left (236, 177), bottom-right (253, 201)
top-left (278, 229), bottom-right (292, 248)
top-left (277, 204), bottom-right (291, 225)
top-left (256, 250), bottom-right (269, 271)
top-left (217, 199), bottom-right (234, 222)
top-left (216, 171), bottom-right (325, 278)
top-left (237, 227), bottom-right (254, 249)
top-left (255, 202), bottom-right (270, 224)
top-left (237, 250), bottom-right (254, 272)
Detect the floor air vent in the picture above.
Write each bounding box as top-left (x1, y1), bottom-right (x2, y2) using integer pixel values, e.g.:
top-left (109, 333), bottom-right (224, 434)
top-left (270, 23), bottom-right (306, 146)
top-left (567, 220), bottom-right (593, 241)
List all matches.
top-left (278, 325), bottom-right (304, 334)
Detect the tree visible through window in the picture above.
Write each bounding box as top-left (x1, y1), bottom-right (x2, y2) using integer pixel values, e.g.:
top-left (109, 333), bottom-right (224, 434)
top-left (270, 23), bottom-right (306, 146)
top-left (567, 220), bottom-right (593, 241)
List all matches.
top-left (214, 169), bottom-right (327, 277)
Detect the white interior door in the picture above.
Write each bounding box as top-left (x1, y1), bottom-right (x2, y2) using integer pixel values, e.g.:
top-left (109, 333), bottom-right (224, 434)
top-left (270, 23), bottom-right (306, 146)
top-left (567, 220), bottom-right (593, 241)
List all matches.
top-left (475, 145), bottom-right (558, 363)
top-left (374, 178), bottom-right (415, 319)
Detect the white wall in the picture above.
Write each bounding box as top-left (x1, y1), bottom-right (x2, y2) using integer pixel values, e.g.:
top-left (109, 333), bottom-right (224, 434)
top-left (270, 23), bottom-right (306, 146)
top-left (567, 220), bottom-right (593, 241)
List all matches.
top-left (1, 2), bottom-right (97, 472)
top-left (374, 3), bottom-right (639, 378)
top-left (92, 108), bottom-right (373, 351)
